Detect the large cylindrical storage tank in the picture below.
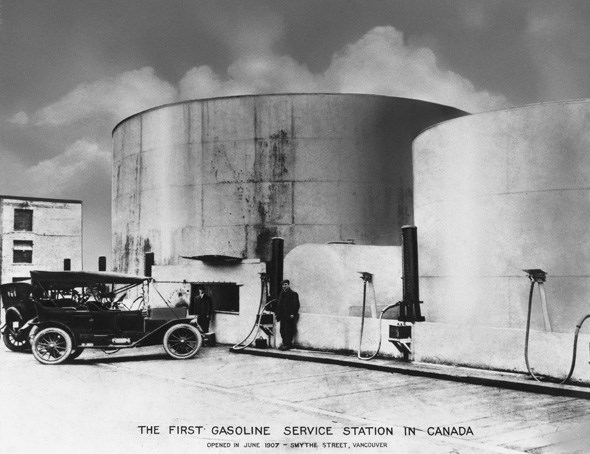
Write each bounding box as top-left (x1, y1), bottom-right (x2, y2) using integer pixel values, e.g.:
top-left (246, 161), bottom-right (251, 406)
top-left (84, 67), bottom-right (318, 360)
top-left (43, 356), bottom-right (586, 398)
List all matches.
top-left (414, 99), bottom-right (590, 334)
top-left (113, 93), bottom-right (466, 274)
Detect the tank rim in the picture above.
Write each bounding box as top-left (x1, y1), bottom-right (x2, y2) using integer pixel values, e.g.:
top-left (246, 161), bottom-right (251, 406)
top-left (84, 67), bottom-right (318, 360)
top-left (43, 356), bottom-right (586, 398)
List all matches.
top-left (111, 92), bottom-right (468, 136)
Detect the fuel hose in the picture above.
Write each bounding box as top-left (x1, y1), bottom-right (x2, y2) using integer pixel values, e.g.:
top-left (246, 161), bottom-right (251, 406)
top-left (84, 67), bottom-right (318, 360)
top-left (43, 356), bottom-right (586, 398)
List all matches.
top-left (231, 276), bottom-right (274, 351)
top-left (358, 303), bottom-right (400, 361)
top-left (525, 279), bottom-right (590, 384)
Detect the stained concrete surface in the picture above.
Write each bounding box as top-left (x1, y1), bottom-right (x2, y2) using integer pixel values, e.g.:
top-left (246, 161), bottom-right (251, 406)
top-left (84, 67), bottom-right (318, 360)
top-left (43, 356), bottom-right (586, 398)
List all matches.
top-left (1, 345), bottom-right (589, 454)
top-left (112, 94), bottom-right (466, 274)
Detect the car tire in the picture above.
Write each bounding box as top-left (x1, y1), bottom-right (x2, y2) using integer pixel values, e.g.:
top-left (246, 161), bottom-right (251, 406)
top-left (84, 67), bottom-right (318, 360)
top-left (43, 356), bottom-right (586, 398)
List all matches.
top-left (32, 327), bottom-right (73, 365)
top-left (2, 312), bottom-right (29, 352)
top-left (2, 329), bottom-right (29, 352)
top-left (28, 325), bottom-right (39, 346)
top-left (163, 323), bottom-right (202, 359)
top-left (68, 347), bottom-right (84, 360)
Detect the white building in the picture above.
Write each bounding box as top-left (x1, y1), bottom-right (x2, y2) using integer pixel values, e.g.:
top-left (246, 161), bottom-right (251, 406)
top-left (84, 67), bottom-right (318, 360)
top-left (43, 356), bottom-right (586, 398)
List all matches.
top-left (0, 196), bottom-right (82, 284)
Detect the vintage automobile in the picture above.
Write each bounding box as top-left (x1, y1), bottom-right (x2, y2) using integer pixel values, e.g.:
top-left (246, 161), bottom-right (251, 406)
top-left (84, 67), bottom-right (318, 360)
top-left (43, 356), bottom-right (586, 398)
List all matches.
top-left (20, 270), bottom-right (202, 365)
top-left (1, 281), bottom-right (37, 352)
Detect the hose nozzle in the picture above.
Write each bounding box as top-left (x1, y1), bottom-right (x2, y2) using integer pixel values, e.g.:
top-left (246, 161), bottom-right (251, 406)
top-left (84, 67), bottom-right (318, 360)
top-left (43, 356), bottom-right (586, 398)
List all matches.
top-left (523, 268), bottom-right (547, 283)
top-left (358, 271), bottom-right (373, 283)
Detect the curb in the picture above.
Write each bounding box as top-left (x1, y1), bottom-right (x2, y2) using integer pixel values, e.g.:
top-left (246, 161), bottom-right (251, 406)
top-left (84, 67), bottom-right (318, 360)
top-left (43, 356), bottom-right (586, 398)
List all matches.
top-left (229, 346), bottom-right (590, 399)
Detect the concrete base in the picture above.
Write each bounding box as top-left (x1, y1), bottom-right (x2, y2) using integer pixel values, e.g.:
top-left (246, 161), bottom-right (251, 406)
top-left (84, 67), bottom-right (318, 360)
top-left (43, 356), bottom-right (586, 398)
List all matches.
top-left (413, 321), bottom-right (590, 384)
top-left (293, 314), bottom-right (590, 385)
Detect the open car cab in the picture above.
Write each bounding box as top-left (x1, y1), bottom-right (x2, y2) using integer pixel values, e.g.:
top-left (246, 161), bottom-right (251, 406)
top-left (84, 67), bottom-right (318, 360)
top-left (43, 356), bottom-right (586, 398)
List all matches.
top-left (25, 270), bottom-right (202, 365)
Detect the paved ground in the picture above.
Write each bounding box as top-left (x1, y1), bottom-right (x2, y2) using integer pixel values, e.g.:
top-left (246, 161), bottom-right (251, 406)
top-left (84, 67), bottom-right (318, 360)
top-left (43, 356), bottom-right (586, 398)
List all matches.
top-left (1, 344), bottom-right (590, 454)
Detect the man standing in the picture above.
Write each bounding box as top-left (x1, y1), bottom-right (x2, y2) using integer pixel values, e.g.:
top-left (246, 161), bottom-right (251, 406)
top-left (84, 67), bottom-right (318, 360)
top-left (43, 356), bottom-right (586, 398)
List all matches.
top-left (190, 287), bottom-right (212, 333)
top-left (275, 279), bottom-right (300, 350)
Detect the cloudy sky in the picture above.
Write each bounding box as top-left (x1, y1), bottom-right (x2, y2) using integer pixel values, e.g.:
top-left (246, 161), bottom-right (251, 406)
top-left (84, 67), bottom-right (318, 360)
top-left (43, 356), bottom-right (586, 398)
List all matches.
top-left (1, 0), bottom-right (590, 268)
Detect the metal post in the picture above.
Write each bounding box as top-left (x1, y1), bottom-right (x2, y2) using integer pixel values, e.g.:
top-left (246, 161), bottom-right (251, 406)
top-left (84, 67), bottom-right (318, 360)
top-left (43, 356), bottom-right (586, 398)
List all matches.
top-left (144, 252), bottom-right (155, 277)
top-left (270, 237), bottom-right (284, 300)
top-left (398, 225), bottom-right (425, 322)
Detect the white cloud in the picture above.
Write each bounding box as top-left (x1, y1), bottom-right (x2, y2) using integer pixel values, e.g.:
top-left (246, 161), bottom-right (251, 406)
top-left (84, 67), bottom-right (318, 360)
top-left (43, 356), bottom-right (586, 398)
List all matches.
top-left (7, 111), bottom-right (30, 126)
top-left (179, 26), bottom-right (507, 112)
top-left (179, 56), bottom-right (318, 99)
top-left (322, 27), bottom-right (506, 112)
top-left (25, 140), bottom-right (111, 195)
top-left (33, 67), bottom-right (178, 126)
top-left (19, 26), bottom-right (506, 130)
top-left (0, 140), bottom-right (110, 199)
top-left (0, 140), bottom-right (113, 265)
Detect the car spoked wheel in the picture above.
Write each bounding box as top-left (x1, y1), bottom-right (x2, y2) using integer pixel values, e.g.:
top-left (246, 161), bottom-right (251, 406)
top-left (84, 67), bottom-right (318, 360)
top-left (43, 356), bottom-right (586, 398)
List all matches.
top-left (2, 313), bottom-right (29, 352)
top-left (2, 329), bottom-right (29, 352)
top-left (32, 327), bottom-right (73, 365)
top-left (163, 324), bottom-right (201, 359)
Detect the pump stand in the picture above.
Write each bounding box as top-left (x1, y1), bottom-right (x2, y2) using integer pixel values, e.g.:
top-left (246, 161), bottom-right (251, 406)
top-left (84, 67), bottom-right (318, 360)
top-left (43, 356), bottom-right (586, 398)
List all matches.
top-left (389, 324), bottom-right (412, 361)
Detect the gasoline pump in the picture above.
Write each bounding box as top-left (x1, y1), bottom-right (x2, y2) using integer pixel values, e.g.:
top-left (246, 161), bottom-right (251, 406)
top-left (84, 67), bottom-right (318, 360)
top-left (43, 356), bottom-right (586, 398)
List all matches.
top-left (523, 268), bottom-right (590, 384)
top-left (231, 273), bottom-right (276, 350)
top-left (231, 238), bottom-right (284, 351)
top-left (356, 270), bottom-right (401, 360)
top-left (357, 225), bottom-right (426, 361)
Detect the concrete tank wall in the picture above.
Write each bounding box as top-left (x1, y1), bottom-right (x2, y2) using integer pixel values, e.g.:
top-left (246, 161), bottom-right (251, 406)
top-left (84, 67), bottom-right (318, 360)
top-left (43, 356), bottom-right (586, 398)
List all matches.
top-left (282, 244), bottom-right (406, 358)
top-left (112, 94), bottom-right (466, 275)
top-left (283, 243), bottom-right (403, 317)
top-left (413, 99), bottom-right (590, 335)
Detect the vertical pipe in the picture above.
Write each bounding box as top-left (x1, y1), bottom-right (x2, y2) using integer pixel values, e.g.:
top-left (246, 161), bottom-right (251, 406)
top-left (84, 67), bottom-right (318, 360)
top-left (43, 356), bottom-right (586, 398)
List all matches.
top-left (63, 258), bottom-right (71, 271)
top-left (399, 225), bottom-right (425, 322)
top-left (144, 252), bottom-right (155, 277)
top-left (98, 256), bottom-right (106, 272)
top-left (402, 225), bottom-right (419, 303)
top-left (270, 237), bottom-right (284, 300)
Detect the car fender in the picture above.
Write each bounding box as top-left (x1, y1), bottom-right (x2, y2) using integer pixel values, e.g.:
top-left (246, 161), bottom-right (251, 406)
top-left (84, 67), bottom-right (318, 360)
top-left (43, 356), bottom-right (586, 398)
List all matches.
top-left (4, 306), bottom-right (24, 322)
top-left (2, 307), bottom-right (23, 334)
top-left (33, 321), bottom-right (76, 345)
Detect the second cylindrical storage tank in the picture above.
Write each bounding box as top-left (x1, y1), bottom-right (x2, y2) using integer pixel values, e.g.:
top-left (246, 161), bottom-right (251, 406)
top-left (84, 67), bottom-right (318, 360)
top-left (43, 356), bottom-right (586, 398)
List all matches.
top-left (113, 93), bottom-right (466, 274)
top-left (414, 99), bottom-right (590, 333)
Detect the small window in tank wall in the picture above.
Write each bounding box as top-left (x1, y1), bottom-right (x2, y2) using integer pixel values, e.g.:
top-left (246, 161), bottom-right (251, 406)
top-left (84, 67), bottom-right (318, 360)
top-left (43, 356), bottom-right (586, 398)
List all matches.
top-left (14, 209), bottom-right (33, 231)
top-left (13, 240), bottom-right (33, 263)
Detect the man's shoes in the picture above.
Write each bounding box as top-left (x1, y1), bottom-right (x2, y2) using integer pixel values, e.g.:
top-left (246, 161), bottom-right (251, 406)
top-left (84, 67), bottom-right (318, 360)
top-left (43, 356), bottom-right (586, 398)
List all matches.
top-left (279, 345), bottom-right (291, 351)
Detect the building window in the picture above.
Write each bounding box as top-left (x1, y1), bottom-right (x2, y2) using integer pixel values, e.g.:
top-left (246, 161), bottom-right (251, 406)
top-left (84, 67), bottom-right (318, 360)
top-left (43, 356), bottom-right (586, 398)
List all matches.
top-left (14, 209), bottom-right (33, 231)
top-left (13, 240), bottom-right (33, 263)
top-left (192, 283), bottom-right (240, 313)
